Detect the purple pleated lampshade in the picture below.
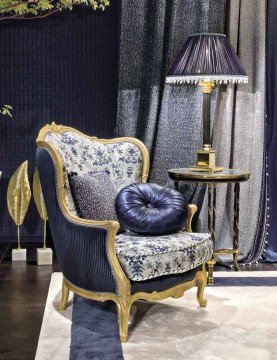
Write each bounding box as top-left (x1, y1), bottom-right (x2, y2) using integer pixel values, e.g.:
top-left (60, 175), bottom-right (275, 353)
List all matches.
top-left (166, 33), bottom-right (248, 84)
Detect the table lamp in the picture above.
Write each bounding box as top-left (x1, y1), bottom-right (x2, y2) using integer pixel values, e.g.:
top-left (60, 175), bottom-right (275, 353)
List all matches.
top-left (166, 33), bottom-right (248, 172)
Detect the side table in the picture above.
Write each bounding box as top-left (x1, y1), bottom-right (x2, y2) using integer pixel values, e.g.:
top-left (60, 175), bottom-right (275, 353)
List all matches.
top-left (168, 168), bottom-right (250, 285)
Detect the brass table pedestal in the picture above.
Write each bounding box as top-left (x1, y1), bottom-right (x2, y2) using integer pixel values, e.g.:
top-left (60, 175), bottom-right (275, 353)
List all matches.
top-left (168, 168), bottom-right (250, 285)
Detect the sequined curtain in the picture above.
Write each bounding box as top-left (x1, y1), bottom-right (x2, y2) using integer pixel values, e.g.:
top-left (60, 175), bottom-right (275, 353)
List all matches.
top-left (117, 0), bottom-right (226, 213)
top-left (264, 0), bottom-right (277, 261)
top-left (199, 0), bottom-right (267, 263)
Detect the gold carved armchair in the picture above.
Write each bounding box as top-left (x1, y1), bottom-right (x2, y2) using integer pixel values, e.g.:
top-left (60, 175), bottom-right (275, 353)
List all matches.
top-left (36, 123), bottom-right (212, 342)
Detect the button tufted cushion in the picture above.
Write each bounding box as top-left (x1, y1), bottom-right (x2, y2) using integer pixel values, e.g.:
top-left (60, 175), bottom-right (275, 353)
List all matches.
top-left (116, 231), bottom-right (213, 281)
top-left (115, 183), bottom-right (187, 235)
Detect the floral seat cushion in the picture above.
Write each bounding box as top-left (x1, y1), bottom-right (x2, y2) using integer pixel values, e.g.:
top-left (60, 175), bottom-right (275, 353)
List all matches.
top-left (115, 231), bottom-right (213, 281)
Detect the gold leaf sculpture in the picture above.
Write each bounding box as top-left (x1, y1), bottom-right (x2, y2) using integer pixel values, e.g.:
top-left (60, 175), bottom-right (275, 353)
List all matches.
top-left (7, 161), bottom-right (31, 250)
top-left (33, 168), bottom-right (48, 249)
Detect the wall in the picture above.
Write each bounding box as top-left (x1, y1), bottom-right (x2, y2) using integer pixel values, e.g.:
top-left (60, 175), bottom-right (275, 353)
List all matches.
top-left (0, 4), bottom-right (119, 242)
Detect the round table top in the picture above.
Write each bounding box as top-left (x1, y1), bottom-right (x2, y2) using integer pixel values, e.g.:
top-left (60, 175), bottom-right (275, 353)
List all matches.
top-left (168, 168), bottom-right (250, 183)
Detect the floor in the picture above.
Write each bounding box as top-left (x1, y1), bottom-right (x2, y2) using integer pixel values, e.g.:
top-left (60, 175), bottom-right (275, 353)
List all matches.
top-left (0, 243), bottom-right (59, 360)
top-left (0, 243), bottom-right (276, 360)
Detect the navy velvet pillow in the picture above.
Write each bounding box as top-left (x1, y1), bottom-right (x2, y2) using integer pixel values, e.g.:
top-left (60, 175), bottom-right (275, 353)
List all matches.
top-left (68, 171), bottom-right (118, 221)
top-left (115, 183), bottom-right (188, 235)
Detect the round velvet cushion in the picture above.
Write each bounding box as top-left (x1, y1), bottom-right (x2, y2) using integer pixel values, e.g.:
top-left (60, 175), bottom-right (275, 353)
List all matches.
top-left (115, 183), bottom-right (187, 235)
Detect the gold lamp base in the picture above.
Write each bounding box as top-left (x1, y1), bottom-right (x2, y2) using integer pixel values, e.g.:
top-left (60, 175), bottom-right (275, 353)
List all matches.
top-left (189, 146), bottom-right (225, 173)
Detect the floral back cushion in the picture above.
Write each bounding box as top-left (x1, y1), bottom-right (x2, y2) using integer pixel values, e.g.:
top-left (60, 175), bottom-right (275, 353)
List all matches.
top-left (45, 131), bottom-right (144, 215)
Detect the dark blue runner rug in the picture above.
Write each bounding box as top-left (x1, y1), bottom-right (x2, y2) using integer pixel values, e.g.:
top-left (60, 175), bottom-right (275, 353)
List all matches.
top-left (69, 275), bottom-right (277, 359)
top-left (214, 276), bottom-right (277, 286)
top-left (70, 296), bottom-right (123, 360)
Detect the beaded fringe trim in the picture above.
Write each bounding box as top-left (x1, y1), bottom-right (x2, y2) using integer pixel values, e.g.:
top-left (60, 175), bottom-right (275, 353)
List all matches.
top-left (166, 75), bottom-right (248, 85)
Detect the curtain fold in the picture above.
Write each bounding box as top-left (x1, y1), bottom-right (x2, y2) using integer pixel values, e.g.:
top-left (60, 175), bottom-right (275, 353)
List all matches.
top-left (199, 0), bottom-right (266, 262)
top-left (117, 0), bottom-right (226, 211)
top-left (117, 0), bottom-right (267, 263)
top-left (264, 0), bottom-right (277, 261)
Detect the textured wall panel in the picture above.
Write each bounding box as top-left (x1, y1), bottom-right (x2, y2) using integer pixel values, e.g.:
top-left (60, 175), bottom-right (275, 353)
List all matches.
top-left (0, 5), bottom-right (119, 241)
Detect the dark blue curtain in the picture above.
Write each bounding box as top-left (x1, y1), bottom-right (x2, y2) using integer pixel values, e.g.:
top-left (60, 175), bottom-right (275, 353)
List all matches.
top-left (0, 5), bottom-right (119, 242)
top-left (264, 0), bottom-right (277, 261)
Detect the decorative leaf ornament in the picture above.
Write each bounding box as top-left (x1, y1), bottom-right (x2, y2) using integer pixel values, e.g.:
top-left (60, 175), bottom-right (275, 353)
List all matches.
top-left (33, 169), bottom-right (48, 249)
top-left (33, 169), bottom-right (47, 220)
top-left (7, 161), bottom-right (31, 249)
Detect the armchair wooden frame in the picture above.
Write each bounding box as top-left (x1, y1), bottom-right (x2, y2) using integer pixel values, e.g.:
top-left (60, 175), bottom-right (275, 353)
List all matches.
top-left (36, 122), bottom-right (207, 343)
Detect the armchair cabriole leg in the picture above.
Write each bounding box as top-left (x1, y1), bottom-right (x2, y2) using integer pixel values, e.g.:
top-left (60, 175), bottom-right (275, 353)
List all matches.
top-left (196, 270), bottom-right (207, 307)
top-left (58, 279), bottom-right (70, 311)
top-left (116, 297), bottom-right (132, 343)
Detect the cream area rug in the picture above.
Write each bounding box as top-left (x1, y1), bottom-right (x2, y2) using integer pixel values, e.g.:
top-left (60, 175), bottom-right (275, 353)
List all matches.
top-left (36, 272), bottom-right (277, 360)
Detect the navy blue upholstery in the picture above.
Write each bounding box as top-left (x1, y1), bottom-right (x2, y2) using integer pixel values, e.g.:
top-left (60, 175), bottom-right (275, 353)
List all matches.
top-left (36, 148), bottom-right (117, 294)
top-left (37, 147), bottom-right (202, 300)
top-left (116, 183), bottom-right (187, 235)
top-left (131, 267), bottom-right (199, 294)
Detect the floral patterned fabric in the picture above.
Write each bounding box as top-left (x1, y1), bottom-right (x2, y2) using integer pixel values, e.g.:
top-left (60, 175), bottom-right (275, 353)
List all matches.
top-left (45, 131), bottom-right (143, 214)
top-left (115, 231), bottom-right (212, 281)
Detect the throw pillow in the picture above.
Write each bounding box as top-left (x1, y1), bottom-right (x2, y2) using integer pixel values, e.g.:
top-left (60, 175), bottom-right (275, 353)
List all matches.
top-left (68, 171), bottom-right (117, 221)
top-left (115, 182), bottom-right (188, 235)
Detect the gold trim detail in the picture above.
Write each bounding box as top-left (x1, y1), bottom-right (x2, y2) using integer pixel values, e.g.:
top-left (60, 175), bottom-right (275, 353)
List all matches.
top-left (206, 258), bottom-right (217, 286)
top-left (168, 168), bottom-right (250, 182)
top-left (36, 122), bottom-right (205, 342)
top-left (187, 204), bottom-right (197, 232)
top-left (189, 165), bottom-right (225, 172)
top-left (37, 122), bottom-right (150, 183)
top-left (7, 160), bottom-right (31, 250)
top-left (213, 249), bottom-right (240, 255)
top-left (36, 122), bottom-right (151, 313)
top-left (58, 279), bottom-right (70, 311)
top-left (33, 168), bottom-right (48, 249)
top-left (199, 80), bottom-right (215, 94)
top-left (60, 270), bottom-right (207, 342)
